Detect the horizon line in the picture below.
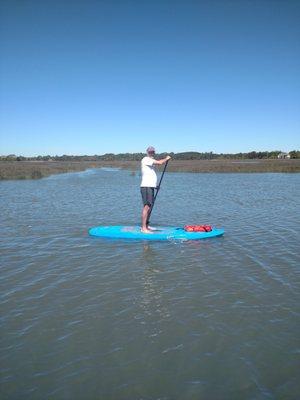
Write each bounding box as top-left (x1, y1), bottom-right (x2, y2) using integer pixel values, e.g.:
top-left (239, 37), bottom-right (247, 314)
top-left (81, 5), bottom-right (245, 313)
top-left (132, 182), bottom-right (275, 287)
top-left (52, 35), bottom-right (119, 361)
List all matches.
top-left (1, 149), bottom-right (298, 158)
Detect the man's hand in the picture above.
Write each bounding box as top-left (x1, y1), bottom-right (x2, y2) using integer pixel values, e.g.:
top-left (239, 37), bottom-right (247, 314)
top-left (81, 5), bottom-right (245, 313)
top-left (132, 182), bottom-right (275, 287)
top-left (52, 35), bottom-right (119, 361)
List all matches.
top-left (153, 155), bottom-right (171, 166)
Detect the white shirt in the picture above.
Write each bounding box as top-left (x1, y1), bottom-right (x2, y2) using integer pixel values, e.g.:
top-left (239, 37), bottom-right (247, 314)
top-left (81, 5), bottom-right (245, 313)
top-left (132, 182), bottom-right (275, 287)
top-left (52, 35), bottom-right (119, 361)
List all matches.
top-left (140, 156), bottom-right (157, 187)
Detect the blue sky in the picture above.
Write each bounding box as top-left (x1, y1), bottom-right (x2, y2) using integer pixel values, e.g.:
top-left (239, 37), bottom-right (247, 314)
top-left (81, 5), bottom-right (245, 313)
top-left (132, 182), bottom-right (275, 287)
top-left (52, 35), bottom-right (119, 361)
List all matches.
top-left (0, 0), bottom-right (299, 156)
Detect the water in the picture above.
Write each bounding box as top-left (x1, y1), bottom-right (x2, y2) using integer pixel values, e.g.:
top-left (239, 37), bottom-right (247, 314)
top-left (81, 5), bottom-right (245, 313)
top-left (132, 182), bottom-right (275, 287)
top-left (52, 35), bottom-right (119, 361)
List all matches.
top-left (1, 168), bottom-right (299, 399)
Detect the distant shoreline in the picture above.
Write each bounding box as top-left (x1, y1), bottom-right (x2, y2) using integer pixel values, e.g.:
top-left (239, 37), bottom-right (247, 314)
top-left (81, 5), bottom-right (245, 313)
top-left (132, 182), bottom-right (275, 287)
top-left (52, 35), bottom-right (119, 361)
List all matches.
top-left (1, 159), bottom-right (300, 180)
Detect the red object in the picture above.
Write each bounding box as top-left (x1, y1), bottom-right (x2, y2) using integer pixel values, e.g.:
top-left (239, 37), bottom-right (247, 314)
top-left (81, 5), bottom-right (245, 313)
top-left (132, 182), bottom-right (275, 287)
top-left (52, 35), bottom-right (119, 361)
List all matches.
top-left (184, 225), bottom-right (212, 232)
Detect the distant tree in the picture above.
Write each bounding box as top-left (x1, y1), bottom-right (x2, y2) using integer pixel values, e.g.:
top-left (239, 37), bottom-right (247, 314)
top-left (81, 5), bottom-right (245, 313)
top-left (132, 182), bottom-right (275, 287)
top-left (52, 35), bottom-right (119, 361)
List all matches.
top-left (268, 151), bottom-right (281, 159)
top-left (289, 150), bottom-right (300, 159)
top-left (6, 154), bottom-right (16, 161)
top-left (5, 150), bottom-right (297, 162)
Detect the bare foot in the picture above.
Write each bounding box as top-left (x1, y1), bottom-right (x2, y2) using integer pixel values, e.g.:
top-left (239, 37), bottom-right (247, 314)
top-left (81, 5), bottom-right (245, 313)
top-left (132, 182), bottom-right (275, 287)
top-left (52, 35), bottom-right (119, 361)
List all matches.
top-left (141, 228), bottom-right (153, 234)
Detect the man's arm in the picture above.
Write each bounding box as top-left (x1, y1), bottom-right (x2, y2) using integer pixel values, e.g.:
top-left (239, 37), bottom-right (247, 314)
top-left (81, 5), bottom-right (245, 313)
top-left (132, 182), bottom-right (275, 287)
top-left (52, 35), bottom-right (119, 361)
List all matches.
top-left (153, 155), bottom-right (171, 165)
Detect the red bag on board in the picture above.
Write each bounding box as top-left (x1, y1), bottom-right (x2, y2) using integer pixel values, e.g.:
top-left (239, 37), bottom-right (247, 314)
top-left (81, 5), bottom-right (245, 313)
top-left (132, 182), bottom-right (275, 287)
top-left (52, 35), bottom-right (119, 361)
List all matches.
top-left (184, 225), bottom-right (212, 232)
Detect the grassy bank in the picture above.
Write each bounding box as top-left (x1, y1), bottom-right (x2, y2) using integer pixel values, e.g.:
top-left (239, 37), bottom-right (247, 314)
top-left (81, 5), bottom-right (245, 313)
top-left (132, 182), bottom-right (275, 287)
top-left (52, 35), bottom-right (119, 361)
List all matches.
top-left (0, 161), bottom-right (102, 180)
top-left (0, 159), bottom-right (299, 180)
top-left (162, 159), bottom-right (300, 173)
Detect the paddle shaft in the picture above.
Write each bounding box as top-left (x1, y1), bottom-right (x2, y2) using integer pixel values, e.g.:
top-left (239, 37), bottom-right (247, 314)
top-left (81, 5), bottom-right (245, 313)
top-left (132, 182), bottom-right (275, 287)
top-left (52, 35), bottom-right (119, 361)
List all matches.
top-left (147, 159), bottom-right (169, 222)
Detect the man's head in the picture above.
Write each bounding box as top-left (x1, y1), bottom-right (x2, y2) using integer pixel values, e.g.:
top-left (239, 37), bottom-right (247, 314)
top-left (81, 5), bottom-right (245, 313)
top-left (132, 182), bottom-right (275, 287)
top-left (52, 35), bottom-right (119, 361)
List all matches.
top-left (147, 146), bottom-right (155, 156)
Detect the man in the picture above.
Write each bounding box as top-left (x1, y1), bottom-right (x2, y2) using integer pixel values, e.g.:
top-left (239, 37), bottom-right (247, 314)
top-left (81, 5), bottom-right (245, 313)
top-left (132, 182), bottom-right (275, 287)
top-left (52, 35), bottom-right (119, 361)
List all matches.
top-left (140, 146), bottom-right (171, 233)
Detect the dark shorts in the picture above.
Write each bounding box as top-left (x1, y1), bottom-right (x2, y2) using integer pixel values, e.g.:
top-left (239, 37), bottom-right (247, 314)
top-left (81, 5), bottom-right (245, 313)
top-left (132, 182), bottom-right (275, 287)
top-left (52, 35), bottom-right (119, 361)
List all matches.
top-left (141, 187), bottom-right (155, 207)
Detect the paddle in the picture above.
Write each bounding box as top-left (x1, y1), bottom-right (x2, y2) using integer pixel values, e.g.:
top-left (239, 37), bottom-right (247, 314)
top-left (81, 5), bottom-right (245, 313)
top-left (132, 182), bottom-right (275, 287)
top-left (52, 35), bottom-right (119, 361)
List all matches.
top-left (147, 159), bottom-right (169, 223)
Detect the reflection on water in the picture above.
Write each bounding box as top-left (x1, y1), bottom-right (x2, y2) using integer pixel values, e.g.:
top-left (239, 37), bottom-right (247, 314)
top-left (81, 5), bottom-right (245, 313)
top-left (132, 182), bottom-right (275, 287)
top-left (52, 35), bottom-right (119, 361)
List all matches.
top-left (0, 169), bottom-right (299, 399)
top-left (141, 244), bottom-right (171, 323)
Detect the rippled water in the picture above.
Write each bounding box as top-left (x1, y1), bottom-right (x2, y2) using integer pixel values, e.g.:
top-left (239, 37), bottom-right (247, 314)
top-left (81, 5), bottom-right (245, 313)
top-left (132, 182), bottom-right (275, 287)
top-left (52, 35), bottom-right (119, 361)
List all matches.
top-left (1, 169), bottom-right (299, 399)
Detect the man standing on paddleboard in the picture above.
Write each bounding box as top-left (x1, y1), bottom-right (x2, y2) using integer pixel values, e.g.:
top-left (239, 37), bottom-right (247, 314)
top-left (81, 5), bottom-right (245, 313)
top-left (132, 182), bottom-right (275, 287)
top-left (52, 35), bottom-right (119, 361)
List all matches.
top-left (140, 146), bottom-right (171, 233)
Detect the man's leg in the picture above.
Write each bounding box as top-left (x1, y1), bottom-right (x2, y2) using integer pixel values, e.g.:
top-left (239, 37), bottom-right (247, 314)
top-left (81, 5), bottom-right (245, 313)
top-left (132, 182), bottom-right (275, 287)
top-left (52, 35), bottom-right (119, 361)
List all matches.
top-left (141, 187), bottom-right (154, 233)
top-left (141, 204), bottom-right (152, 233)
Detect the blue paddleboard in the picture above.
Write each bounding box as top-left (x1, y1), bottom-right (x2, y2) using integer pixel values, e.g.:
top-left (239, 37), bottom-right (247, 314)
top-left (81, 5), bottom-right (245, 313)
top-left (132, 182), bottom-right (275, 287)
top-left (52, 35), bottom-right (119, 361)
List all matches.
top-left (88, 226), bottom-right (224, 241)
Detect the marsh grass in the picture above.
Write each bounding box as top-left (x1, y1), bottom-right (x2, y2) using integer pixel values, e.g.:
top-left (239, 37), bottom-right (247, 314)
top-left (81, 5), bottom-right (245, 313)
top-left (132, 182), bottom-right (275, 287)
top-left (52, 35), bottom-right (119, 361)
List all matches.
top-left (0, 159), bottom-right (299, 180)
top-left (0, 161), bottom-right (99, 180)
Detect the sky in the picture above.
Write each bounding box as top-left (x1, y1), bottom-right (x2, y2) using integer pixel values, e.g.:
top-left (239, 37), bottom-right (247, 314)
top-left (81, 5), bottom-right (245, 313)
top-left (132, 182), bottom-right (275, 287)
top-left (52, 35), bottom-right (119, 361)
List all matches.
top-left (0, 0), bottom-right (299, 156)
